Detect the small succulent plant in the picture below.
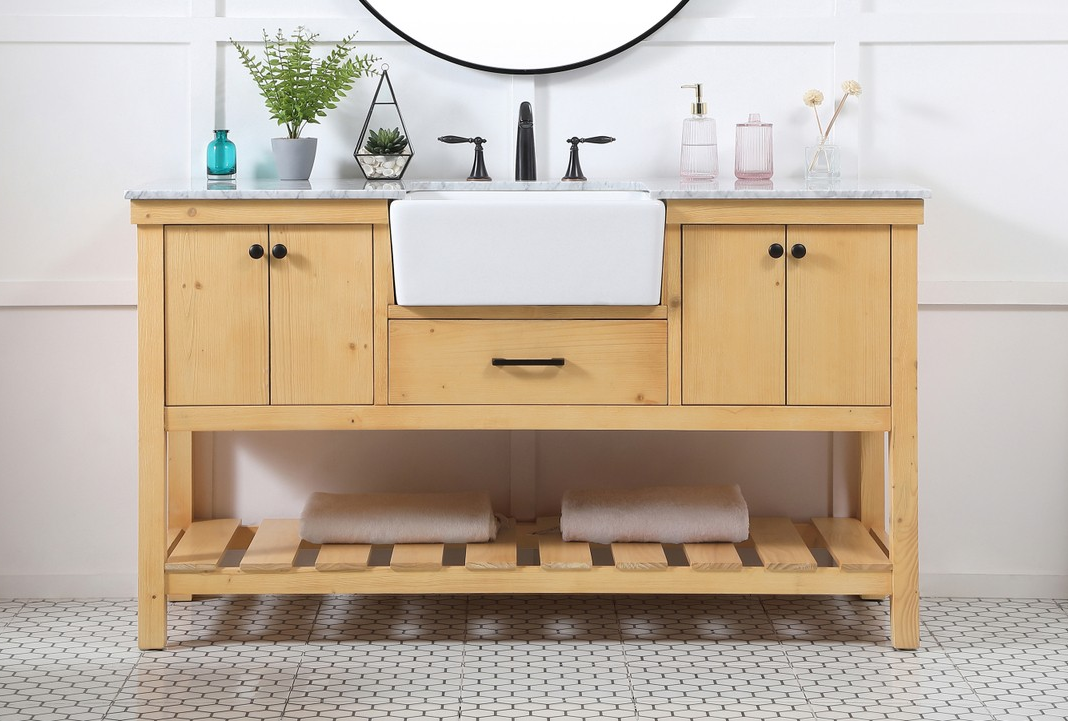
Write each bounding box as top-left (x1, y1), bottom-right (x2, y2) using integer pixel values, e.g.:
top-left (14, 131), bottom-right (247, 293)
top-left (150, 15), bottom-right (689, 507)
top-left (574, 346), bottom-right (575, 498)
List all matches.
top-left (363, 127), bottom-right (409, 155)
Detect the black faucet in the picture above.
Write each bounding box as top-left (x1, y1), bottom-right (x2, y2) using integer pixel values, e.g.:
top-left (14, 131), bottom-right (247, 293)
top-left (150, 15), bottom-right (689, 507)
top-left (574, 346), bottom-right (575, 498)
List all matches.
top-left (515, 101), bottom-right (536, 181)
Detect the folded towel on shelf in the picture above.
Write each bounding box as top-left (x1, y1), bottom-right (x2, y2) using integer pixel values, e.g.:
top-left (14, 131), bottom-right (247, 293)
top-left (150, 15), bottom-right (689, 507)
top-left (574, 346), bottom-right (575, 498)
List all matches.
top-left (299, 491), bottom-right (498, 544)
top-left (560, 484), bottom-right (749, 544)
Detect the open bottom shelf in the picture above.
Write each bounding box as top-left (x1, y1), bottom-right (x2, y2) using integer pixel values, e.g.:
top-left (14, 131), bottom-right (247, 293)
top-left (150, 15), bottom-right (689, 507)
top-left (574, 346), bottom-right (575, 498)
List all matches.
top-left (164, 516), bottom-right (891, 597)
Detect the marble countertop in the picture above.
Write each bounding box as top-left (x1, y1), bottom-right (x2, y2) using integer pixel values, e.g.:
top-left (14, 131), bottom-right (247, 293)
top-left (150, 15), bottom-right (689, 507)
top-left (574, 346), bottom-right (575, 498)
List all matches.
top-left (126, 177), bottom-right (931, 201)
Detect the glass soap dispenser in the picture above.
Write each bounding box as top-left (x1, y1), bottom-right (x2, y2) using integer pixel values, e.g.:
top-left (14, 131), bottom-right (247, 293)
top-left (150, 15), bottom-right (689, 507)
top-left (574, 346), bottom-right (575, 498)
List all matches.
top-left (734, 113), bottom-right (773, 180)
top-left (680, 84), bottom-right (718, 180)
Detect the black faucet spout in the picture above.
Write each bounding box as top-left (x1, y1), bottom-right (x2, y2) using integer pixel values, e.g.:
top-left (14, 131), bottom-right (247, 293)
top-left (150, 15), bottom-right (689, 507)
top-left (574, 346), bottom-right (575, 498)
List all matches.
top-left (515, 101), bottom-right (536, 181)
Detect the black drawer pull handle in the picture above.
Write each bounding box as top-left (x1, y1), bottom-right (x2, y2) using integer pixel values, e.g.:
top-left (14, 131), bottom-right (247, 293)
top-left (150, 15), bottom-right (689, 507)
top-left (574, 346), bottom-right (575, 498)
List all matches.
top-left (492, 357), bottom-right (565, 367)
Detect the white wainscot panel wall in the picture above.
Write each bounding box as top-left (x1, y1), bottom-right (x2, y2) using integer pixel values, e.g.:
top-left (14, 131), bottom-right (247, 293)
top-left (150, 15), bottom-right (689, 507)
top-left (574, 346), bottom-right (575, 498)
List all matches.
top-left (0, 42), bottom-right (189, 286)
top-left (0, 0), bottom-right (189, 16)
top-left (3, 1), bottom-right (1068, 599)
top-left (862, 41), bottom-right (1068, 284)
top-left (538, 42), bottom-right (835, 182)
top-left (918, 307), bottom-right (1068, 597)
top-left (0, 308), bottom-right (137, 597)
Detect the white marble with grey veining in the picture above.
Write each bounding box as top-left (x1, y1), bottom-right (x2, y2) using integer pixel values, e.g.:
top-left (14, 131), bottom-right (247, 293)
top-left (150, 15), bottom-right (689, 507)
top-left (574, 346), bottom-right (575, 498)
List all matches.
top-left (126, 177), bottom-right (930, 200)
top-left (124, 178), bottom-right (408, 200)
top-left (643, 176), bottom-right (931, 199)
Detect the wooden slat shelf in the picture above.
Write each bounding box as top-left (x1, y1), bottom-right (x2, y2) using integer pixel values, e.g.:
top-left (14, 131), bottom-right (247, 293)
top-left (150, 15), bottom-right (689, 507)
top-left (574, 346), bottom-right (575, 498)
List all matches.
top-left (164, 516), bottom-right (890, 596)
top-left (239, 519), bottom-right (302, 573)
top-left (165, 518), bottom-right (239, 572)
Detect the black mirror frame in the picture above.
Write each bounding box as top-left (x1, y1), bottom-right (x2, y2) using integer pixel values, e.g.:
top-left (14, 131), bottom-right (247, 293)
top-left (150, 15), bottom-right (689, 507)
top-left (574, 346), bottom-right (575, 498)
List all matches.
top-left (358, 0), bottom-right (690, 75)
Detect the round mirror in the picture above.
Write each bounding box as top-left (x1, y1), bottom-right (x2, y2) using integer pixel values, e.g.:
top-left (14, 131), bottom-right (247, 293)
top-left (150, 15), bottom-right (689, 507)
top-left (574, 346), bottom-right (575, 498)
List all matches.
top-left (359, 0), bottom-right (690, 75)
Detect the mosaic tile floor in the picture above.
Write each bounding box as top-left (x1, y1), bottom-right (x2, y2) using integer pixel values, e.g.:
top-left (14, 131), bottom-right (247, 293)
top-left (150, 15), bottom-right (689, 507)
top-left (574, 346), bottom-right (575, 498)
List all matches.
top-left (1, 595), bottom-right (1066, 720)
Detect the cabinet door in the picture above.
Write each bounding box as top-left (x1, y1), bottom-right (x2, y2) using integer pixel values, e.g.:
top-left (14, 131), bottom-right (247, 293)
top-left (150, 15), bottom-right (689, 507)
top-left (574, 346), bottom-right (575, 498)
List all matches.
top-left (164, 225), bottom-right (269, 405)
top-left (786, 225), bottom-right (890, 406)
top-left (269, 225), bottom-right (373, 405)
top-left (682, 225), bottom-right (786, 405)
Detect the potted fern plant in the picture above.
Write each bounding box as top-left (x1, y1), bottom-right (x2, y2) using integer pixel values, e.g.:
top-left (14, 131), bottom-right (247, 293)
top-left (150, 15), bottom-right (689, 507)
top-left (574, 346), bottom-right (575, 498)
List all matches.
top-left (232, 27), bottom-right (377, 180)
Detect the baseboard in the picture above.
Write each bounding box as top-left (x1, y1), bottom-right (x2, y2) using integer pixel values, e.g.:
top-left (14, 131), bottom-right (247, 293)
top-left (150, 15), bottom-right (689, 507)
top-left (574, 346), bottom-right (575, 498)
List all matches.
top-left (0, 573), bottom-right (137, 599)
top-left (921, 573), bottom-right (1068, 599)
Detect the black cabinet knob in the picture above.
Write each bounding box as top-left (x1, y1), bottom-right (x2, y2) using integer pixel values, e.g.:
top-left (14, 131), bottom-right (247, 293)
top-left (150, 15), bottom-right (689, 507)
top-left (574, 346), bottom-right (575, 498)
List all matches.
top-left (271, 244), bottom-right (288, 259)
top-left (248, 244), bottom-right (264, 259)
top-left (768, 243), bottom-right (784, 259)
top-left (790, 243), bottom-right (807, 259)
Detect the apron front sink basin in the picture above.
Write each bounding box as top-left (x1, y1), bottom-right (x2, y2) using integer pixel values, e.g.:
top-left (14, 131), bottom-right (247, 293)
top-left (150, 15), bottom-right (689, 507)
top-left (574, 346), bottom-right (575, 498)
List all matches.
top-left (389, 189), bottom-right (666, 306)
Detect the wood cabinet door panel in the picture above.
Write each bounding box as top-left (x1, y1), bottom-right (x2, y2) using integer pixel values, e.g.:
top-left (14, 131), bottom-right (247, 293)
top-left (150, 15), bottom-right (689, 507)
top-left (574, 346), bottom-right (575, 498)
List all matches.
top-left (682, 225), bottom-right (786, 405)
top-left (164, 225), bottom-right (269, 405)
top-left (786, 225), bottom-right (890, 406)
top-left (269, 225), bottom-right (373, 405)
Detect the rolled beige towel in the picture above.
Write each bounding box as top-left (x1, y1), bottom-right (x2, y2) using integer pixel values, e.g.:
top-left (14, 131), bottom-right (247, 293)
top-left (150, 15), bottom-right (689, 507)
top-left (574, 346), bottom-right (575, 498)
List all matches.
top-left (560, 484), bottom-right (749, 544)
top-left (300, 491), bottom-right (498, 544)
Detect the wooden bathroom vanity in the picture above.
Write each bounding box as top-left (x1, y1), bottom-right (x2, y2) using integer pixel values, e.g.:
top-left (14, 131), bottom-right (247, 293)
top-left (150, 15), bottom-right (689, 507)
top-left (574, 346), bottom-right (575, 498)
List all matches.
top-left (130, 181), bottom-right (924, 650)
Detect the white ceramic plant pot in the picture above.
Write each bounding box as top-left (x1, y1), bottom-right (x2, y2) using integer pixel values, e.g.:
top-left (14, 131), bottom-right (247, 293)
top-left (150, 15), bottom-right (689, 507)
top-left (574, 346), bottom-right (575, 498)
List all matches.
top-left (272, 137), bottom-right (317, 180)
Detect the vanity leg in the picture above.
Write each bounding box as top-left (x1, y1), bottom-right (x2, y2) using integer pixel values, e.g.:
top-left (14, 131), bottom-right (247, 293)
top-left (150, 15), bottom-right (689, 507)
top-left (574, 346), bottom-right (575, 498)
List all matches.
top-left (859, 432), bottom-right (886, 536)
top-left (858, 432), bottom-right (888, 601)
top-left (167, 431), bottom-right (193, 602)
top-left (889, 225), bottom-right (919, 650)
top-left (138, 226), bottom-right (168, 650)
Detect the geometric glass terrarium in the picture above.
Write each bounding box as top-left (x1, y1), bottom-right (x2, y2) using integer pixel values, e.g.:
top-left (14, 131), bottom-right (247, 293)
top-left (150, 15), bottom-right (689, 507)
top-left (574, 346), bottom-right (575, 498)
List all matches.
top-left (355, 68), bottom-right (414, 179)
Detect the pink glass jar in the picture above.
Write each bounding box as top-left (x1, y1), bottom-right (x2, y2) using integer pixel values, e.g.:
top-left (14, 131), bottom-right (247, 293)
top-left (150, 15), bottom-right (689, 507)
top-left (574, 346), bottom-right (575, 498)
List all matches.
top-left (734, 113), bottom-right (773, 180)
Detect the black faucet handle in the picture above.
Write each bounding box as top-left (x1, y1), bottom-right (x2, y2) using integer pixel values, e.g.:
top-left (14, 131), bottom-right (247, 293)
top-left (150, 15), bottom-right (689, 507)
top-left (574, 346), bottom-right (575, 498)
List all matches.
top-left (566, 136), bottom-right (615, 146)
top-left (439, 135), bottom-right (486, 146)
top-left (439, 135), bottom-right (490, 181)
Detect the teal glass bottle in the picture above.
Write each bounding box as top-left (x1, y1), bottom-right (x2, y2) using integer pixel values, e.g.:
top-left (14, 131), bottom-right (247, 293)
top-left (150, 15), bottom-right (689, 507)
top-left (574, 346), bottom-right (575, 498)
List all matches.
top-left (207, 129), bottom-right (237, 179)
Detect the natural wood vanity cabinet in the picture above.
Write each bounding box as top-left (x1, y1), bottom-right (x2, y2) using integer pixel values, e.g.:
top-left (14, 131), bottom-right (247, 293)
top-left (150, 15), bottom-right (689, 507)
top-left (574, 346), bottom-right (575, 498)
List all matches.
top-left (682, 224), bottom-right (890, 406)
top-left (132, 194), bottom-right (922, 654)
top-left (164, 223), bottom-right (373, 406)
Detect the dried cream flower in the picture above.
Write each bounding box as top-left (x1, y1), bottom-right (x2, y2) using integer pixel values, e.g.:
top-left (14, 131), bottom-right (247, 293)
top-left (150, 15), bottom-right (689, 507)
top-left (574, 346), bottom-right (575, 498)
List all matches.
top-left (807, 79), bottom-right (865, 171)
top-left (803, 89), bottom-right (825, 107)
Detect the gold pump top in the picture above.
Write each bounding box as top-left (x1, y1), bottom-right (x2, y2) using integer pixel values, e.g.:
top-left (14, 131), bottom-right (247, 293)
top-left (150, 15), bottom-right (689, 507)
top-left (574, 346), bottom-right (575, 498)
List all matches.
top-left (681, 83), bottom-right (708, 115)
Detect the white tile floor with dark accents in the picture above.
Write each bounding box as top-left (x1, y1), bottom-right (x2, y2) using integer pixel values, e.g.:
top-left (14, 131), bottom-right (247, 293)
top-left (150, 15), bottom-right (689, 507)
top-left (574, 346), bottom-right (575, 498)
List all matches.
top-left (1, 595), bottom-right (1067, 720)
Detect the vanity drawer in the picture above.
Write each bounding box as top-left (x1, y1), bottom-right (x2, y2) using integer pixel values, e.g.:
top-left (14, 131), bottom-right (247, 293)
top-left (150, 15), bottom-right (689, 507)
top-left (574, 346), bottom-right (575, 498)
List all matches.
top-left (389, 320), bottom-right (667, 405)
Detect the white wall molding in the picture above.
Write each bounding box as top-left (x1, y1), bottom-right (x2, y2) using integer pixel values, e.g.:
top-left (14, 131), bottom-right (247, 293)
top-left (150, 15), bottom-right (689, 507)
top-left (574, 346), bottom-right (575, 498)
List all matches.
top-left (0, 280), bottom-right (136, 307)
top-left (918, 280), bottom-right (1068, 307)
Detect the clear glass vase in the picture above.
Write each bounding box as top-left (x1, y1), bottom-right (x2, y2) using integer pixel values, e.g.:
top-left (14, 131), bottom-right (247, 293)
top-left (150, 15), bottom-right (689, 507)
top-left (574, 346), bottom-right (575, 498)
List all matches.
top-left (804, 139), bottom-right (840, 181)
top-left (207, 129), bottom-right (236, 180)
